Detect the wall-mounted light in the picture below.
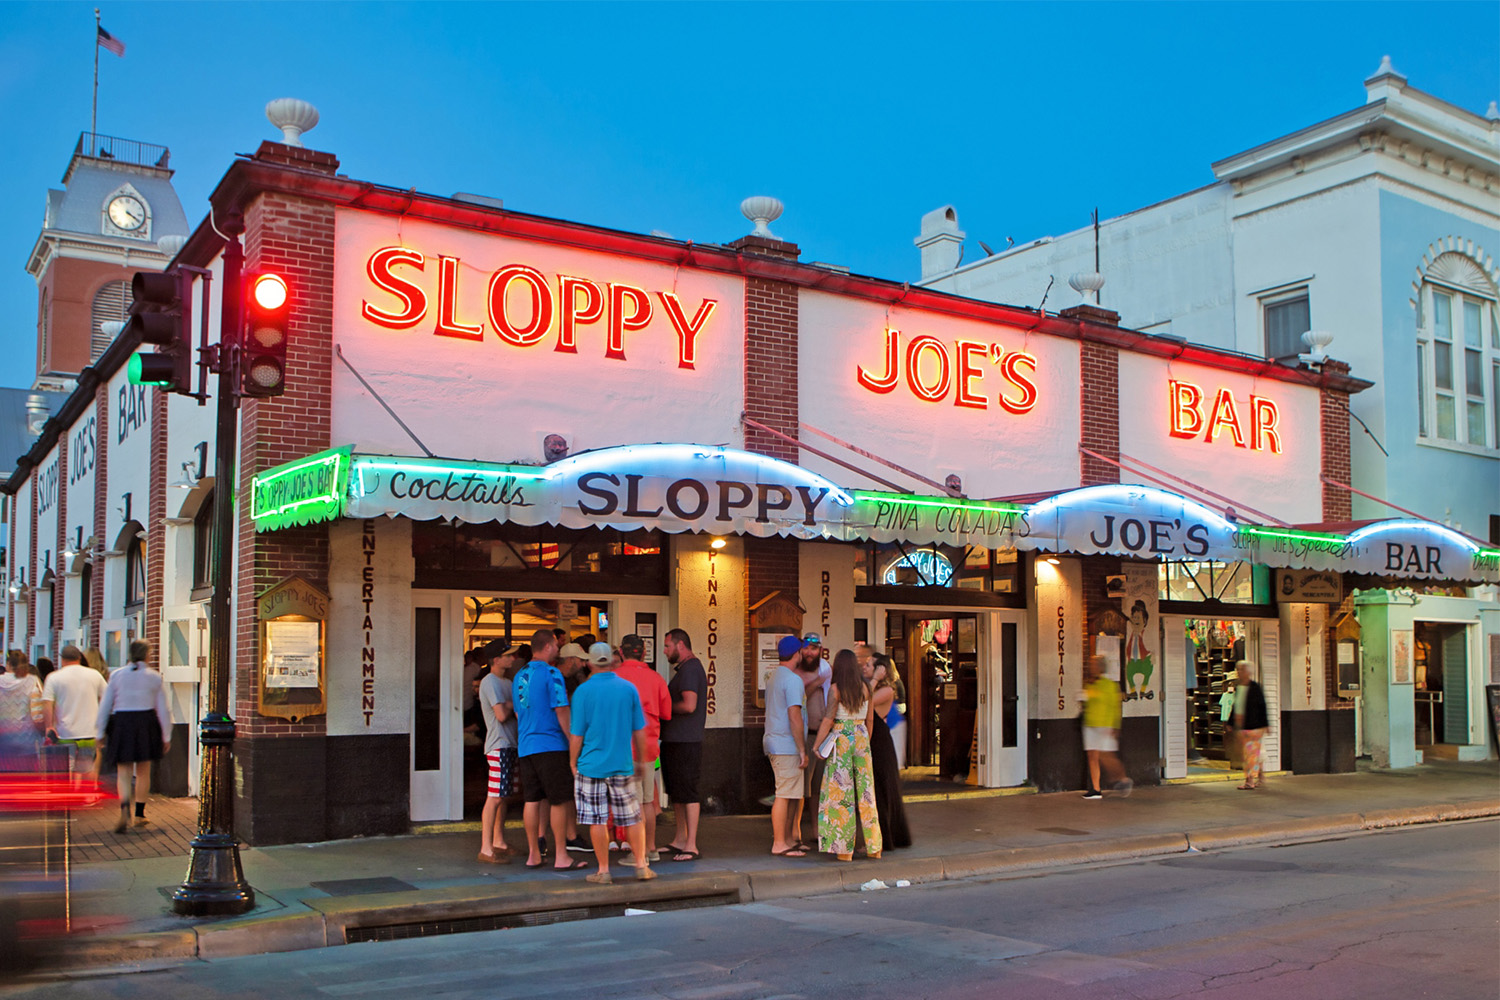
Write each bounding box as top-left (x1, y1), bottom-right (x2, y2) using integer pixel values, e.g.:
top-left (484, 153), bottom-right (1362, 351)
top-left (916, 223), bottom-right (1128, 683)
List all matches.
top-left (173, 441), bottom-right (209, 489)
top-left (63, 526), bottom-right (84, 560)
top-left (1045, 555), bottom-right (1061, 566)
top-left (710, 537), bottom-right (727, 550)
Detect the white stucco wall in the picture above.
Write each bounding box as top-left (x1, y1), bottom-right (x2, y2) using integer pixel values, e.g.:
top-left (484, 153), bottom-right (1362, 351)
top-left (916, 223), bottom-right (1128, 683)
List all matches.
top-left (798, 290), bottom-right (1081, 498)
top-left (1116, 352), bottom-right (1324, 524)
top-left (331, 211), bottom-right (746, 463)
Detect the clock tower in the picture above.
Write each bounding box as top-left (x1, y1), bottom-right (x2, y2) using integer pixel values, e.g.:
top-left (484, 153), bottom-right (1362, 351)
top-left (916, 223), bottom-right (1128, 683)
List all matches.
top-left (25, 132), bottom-right (190, 391)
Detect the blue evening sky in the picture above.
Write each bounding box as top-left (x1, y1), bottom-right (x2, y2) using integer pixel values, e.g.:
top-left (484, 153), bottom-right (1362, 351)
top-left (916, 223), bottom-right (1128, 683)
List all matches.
top-left (1, 1), bottom-right (1495, 390)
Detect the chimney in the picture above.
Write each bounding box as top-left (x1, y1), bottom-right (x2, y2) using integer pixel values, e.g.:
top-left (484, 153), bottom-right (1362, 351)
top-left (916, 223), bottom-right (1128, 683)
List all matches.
top-left (915, 206), bottom-right (965, 279)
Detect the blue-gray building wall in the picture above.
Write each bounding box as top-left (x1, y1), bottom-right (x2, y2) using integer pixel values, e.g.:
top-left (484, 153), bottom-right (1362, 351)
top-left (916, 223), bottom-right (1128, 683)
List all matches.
top-left (1376, 189), bottom-right (1499, 539)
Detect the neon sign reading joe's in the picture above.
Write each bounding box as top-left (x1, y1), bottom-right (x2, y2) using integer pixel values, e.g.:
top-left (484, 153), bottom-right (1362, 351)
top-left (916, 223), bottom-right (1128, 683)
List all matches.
top-left (359, 246), bottom-right (718, 369)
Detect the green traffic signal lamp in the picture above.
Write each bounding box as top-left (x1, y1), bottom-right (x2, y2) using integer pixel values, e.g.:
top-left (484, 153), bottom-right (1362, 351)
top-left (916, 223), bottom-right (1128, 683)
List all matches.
top-left (125, 269), bottom-right (192, 393)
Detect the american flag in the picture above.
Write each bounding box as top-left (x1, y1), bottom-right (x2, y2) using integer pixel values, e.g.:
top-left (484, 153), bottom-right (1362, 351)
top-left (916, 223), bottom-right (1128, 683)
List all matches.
top-left (97, 26), bottom-right (126, 57)
top-left (519, 542), bottom-right (561, 569)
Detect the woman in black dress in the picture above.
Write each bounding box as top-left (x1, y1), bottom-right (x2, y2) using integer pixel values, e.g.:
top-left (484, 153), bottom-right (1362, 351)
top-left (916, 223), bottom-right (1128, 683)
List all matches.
top-left (97, 641), bottom-right (171, 833)
top-left (863, 653), bottom-right (911, 849)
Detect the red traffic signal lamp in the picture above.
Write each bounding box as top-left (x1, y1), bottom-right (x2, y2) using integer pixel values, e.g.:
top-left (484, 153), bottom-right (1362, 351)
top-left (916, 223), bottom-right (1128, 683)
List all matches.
top-left (126, 270), bottom-right (192, 394)
top-left (242, 272), bottom-right (290, 397)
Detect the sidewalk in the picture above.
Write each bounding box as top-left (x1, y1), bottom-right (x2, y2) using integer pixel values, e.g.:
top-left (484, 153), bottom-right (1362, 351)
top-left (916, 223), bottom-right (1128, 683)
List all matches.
top-left (37, 759), bottom-right (1500, 973)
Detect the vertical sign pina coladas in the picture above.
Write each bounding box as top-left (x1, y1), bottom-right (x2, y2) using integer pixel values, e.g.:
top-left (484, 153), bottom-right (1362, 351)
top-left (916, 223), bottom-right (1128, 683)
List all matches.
top-left (359, 246), bottom-right (718, 369)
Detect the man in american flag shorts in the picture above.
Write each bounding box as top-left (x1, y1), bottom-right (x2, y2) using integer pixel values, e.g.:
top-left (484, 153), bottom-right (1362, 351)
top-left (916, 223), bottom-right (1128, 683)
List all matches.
top-left (477, 644), bottom-right (520, 863)
top-left (569, 642), bottom-right (654, 884)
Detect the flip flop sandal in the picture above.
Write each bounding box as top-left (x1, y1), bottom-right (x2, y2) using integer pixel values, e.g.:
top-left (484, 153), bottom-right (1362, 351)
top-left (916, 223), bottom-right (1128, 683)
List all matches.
top-left (771, 847), bottom-right (808, 858)
top-left (524, 859), bottom-right (548, 869)
top-left (670, 849), bottom-right (701, 862)
top-left (556, 858), bottom-right (591, 871)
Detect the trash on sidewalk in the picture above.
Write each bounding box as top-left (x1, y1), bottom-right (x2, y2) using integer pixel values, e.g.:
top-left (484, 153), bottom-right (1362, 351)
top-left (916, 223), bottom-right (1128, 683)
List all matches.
top-left (895, 879), bottom-right (911, 887)
top-left (624, 908), bottom-right (655, 916)
top-left (859, 879), bottom-right (888, 891)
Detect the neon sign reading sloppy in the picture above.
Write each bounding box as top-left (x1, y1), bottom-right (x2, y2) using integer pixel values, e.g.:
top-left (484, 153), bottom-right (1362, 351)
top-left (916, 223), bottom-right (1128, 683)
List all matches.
top-left (360, 246), bottom-right (718, 369)
top-left (1167, 380), bottom-right (1281, 453)
top-left (856, 329), bottom-right (1039, 413)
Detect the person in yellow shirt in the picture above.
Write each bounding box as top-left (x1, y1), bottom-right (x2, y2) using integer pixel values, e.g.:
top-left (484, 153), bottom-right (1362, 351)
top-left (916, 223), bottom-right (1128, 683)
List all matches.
top-left (1080, 654), bottom-right (1132, 800)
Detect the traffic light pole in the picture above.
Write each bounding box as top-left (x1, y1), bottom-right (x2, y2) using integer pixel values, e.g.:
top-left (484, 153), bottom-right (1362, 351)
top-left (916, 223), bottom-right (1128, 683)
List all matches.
top-left (172, 213), bottom-right (255, 916)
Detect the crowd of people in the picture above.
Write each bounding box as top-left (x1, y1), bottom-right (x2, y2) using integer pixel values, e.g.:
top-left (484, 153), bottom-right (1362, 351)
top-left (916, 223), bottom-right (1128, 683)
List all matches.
top-left (467, 626), bottom-right (708, 883)
top-left (1, 642), bottom-right (170, 832)
top-left (762, 634), bottom-right (911, 861)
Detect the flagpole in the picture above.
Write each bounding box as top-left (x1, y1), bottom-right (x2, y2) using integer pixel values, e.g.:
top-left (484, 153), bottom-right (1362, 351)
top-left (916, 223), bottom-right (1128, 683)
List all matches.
top-left (91, 8), bottom-right (100, 147)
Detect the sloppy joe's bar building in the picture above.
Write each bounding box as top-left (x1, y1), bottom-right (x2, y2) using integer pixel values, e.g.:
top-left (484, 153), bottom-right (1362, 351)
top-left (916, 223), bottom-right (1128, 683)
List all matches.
top-left (8, 136), bottom-right (1497, 845)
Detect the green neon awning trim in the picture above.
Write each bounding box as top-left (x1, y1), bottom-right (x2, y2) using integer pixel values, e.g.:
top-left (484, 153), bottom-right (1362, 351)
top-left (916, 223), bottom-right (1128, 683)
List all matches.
top-left (250, 446), bottom-right (352, 532)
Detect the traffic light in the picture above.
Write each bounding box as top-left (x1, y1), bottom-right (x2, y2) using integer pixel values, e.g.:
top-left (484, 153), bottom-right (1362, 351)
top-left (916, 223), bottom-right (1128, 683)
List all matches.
top-left (125, 270), bottom-right (192, 394)
top-left (242, 272), bottom-right (290, 397)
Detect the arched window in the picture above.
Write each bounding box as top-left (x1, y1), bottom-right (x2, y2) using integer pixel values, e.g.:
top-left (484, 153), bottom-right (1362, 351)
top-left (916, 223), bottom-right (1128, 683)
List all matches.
top-left (90, 280), bottom-right (131, 361)
top-left (125, 531), bottom-right (147, 608)
top-left (193, 490), bottom-right (215, 594)
top-left (1416, 249), bottom-right (1499, 449)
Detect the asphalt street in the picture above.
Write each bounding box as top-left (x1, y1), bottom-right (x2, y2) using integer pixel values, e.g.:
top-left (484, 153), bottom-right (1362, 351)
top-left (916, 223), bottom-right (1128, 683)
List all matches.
top-left (8, 819), bottom-right (1497, 999)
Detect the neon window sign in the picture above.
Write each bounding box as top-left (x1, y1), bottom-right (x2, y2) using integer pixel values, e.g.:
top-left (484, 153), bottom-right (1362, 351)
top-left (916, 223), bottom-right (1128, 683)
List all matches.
top-left (882, 547), bottom-right (955, 586)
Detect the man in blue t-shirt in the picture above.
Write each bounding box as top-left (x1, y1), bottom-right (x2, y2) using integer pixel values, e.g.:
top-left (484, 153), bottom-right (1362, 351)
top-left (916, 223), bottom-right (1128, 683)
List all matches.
top-left (763, 635), bottom-right (808, 858)
top-left (513, 629), bottom-right (588, 871)
top-left (569, 643), bottom-right (651, 884)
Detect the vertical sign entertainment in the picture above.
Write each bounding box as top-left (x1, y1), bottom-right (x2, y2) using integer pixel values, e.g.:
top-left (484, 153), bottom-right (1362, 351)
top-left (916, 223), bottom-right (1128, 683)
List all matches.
top-left (1056, 604), bottom-right (1066, 711)
top-left (361, 519), bottom-right (377, 724)
top-left (1303, 605), bottom-right (1313, 706)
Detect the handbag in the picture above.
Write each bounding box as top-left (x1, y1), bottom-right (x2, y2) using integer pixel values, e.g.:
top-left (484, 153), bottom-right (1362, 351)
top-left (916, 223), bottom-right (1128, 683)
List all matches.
top-left (815, 730), bottom-right (837, 759)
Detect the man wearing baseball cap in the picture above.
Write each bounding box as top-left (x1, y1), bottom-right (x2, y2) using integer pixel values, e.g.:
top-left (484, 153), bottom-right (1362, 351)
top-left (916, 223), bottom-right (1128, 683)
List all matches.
top-left (764, 634), bottom-right (808, 857)
top-left (795, 633), bottom-right (832, 845)
top-left (569, 642), bottom-right (652, 883)
top-left (557, 642), bottom-right (589, 697)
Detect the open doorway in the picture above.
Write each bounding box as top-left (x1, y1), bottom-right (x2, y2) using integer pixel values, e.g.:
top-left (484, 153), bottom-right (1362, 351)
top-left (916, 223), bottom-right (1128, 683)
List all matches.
top-left (1413, 621), bottom-right (1470, 752)
top-left (456, 596), bottom-right (613, 818)
top-left (886, 612), bottom-right (981, 782)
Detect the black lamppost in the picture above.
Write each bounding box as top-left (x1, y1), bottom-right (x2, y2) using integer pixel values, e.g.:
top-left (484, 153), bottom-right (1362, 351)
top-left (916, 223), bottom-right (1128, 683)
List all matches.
top-left (172, 212), bottom-right (254, 915)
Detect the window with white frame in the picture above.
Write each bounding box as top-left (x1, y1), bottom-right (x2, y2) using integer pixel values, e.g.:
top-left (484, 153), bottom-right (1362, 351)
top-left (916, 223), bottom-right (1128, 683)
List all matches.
top-left (1263, 290), bottom-right (1310, 362)
top-left (1416, 252), bottom-right (1499, 450)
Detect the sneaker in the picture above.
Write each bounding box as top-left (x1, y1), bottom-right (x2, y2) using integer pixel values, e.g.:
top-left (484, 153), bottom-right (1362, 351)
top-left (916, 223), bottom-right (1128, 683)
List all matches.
top-left (1082, 789), bottom-right (1103, 800)
top-left (1113, 779), bottom-right (1134, 798)
top-left (607, 840), bottom-right (621, 851)
top-left (566, 836), bottom-right (592, 853)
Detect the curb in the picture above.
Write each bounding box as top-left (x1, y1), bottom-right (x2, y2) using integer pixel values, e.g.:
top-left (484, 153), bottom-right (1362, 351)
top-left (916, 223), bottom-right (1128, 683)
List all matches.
top-left (40, 797), bottom-right (1500, 973)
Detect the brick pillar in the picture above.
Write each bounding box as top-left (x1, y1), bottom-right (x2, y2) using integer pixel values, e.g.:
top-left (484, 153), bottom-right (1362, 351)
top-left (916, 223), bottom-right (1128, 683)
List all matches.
top-left (91, 383), bottom-right (108, 643)
top-left (28, 477), bottom-right (38, 655)
top-left (1078, 341), bottom-right (1120, 486)
top-left (232, 145), bottom-right (339, 844)
top-left (1319, 360), bottom-right (1353, 522)
top-left (733, 235), bottom-right (802, 734)
top-left (54, 439), bottom-right (67, 654)
top-left (146, 388), bottom-right (169, 669)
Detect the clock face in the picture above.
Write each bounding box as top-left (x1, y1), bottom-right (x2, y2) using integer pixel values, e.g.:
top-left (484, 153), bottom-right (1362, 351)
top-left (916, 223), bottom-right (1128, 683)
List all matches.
top-left (107, 195), bottom-right (146, 231)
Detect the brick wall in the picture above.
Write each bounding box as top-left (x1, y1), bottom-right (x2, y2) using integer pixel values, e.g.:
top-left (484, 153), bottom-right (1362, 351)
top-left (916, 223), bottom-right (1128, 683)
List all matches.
top-left (233, 180), bottom-right (337, 740)
top-left (1079, 341), bottom-right (1120, 486)
top-left (741, 536), bottom-right (800, 728)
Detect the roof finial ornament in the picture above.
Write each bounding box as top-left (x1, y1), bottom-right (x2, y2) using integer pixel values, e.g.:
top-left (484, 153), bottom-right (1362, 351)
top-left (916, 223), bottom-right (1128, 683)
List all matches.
top-left (266, 98), bottom-right (320, 147)
top-left (740, 196), bottom-right (783, 239)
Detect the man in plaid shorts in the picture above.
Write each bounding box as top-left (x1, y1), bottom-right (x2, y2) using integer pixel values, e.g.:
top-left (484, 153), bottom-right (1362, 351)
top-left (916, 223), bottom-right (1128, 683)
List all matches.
top-left (569, 642), bottom-right (653, 884)
top-left (477, 644), bottom-right (520, 863)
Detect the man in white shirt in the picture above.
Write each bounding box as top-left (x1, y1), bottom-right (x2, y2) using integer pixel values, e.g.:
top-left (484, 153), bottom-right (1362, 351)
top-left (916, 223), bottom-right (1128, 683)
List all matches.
top-left (40, 645), bottom-right (107, 774)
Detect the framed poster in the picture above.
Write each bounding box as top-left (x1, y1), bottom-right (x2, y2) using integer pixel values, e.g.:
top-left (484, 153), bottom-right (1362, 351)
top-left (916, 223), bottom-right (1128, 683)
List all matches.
top-left (1391, 629), bottom-right (1414, 685)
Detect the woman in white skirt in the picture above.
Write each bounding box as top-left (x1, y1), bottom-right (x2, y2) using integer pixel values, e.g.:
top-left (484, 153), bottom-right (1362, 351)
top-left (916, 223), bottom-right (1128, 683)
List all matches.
top-left (97, 641), bottom-right (170, 833)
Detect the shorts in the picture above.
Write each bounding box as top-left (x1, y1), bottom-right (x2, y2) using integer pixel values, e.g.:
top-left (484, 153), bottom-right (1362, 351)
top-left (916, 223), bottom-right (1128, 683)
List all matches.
top-left (768, 753), bottom-right (803, 799)
top-left (575, 774), bottom-right (642, 827)
top-left (519, 750), bottom-right (574, 805)
top-left (485, 747), bottom-right (517, 798)
top-left (660, 741), bottom-right (702, 805)
top-left (1083, 726), bottom-right (1118, 753)
top-left (630, 760), bottom-right (663, 811)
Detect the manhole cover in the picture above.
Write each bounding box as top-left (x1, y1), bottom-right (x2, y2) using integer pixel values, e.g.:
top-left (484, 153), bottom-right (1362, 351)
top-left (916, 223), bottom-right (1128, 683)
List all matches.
top-left (309, 877), bottom-right (418, 896)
